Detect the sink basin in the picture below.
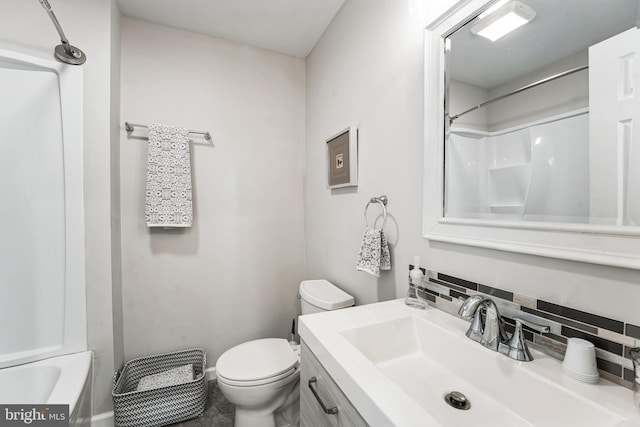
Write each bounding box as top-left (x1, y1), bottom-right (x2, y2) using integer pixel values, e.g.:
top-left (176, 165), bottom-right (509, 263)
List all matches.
top-left (299, 299), bottom-right (639, 426)
top-left (340, 314), bottom-right (624, 426)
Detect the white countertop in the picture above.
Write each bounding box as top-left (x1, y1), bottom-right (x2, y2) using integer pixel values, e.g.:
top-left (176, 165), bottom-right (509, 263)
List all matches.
top-left (299, 299), bottom-right (640, 426)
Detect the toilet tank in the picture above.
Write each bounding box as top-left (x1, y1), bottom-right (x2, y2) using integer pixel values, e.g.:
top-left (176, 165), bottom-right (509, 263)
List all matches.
top-left (299, 280), bottom-right (354, 315)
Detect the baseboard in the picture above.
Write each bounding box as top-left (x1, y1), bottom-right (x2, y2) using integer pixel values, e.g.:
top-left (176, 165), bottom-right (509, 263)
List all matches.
top-left (206, 366), bottom-right (216, 381)
top-left (91, 411), bottom-right (113, 427)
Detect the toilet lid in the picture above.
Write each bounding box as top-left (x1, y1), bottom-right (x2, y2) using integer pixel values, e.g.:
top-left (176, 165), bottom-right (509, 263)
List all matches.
top-left (216, 338), bottom-right (298, 382)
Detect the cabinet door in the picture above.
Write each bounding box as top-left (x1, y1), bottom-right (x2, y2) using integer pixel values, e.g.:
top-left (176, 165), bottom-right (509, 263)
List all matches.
top-left (300, 341), bottom-right (368, 427)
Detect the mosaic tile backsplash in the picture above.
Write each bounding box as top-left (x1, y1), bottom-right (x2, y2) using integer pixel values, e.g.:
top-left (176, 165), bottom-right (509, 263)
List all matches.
top-left (409, 265), bottom-right (640, 389)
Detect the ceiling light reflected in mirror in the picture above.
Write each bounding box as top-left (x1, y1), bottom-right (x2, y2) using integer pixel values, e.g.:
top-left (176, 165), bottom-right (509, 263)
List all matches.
top-left (444, 0), bottom-right (640, 227)
top-left (471, 1), bottom-right (536, 41)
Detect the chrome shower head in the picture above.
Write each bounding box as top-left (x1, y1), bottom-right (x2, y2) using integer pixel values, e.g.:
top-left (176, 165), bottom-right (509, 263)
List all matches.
top-left (39, 0), bottom-right (86, 65)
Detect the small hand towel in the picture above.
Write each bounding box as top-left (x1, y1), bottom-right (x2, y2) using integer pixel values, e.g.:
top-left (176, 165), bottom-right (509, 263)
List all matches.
top-left (136, 364), bottom-right (194, 392)
top-left (380, 231), bottom-right (391, 270)
top-left (356, 227), bottom-right (392, 277)
top-left (145, 123), bottom-right (193, 228)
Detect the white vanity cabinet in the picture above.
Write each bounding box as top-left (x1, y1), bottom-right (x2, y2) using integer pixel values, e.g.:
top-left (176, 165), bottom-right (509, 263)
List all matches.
top-left (300, 341), bottom-right (368, 427)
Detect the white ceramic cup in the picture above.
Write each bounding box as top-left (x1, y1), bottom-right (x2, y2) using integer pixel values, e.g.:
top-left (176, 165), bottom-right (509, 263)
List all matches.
top-left (562, 337), bottom-right (598, 378)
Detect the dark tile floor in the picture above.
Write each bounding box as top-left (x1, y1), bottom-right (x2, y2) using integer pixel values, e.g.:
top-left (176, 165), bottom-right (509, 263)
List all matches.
top-left (174, 381), bottom-right (235, 427)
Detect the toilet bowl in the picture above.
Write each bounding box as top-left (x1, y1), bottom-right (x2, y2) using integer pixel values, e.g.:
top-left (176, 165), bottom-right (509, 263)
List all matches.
top-left (216, 280), bottom-right (353, 427)
top-left (216, 338), bottom-right (300, 427)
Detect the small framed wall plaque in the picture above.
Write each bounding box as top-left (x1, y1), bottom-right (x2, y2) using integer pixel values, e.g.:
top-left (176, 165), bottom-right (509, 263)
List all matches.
top-left (326, 126), bottom-right (358, 189)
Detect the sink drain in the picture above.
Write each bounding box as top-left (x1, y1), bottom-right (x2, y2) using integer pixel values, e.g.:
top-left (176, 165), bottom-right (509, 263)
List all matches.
top-left (444, 391), bottom-right (471, 410)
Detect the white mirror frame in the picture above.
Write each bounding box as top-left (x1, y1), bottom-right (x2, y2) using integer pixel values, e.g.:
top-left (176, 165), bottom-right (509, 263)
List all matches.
top-left (423, 0), bottom-right (640, 270)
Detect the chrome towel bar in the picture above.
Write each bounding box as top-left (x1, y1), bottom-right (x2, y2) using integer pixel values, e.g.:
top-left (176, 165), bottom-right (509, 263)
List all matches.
top-left (125, 122), bottom-right (212, 141)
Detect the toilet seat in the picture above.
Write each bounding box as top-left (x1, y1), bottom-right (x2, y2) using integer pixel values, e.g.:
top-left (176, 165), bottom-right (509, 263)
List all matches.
top-left (217, 366), bottom-right (298, 387)
top-left (216, 338), bottom-right (299, 387)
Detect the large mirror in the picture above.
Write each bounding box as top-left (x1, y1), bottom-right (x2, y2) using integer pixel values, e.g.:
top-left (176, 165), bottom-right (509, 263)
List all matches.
top-left (423, 0), bottom-right (640, 269)
top-left (445, 0), bottom-right (640, 226)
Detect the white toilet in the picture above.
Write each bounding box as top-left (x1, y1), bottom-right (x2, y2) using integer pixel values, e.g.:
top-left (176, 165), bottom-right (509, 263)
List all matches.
top-left (216, 280), bottom-right (354, 427)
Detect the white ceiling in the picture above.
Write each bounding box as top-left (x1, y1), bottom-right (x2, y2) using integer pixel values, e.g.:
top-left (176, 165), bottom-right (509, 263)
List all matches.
top-left (115, 0), bottom-right (347, 58)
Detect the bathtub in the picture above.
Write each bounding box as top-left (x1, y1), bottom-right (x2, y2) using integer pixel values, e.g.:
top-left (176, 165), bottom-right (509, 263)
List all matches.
top-left (0, 351), bottom-right (92, 426)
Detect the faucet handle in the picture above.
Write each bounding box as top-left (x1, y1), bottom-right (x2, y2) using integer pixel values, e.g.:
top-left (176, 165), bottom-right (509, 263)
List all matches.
top-left (513, 317), bottom-right (550, 334)
top-left (500, 316), bottom-right (550, 362)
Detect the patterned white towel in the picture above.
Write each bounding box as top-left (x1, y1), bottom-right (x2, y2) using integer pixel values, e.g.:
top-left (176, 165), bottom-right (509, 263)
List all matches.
top-left (356, 227), bottom-right (391, 277)
top-left (145, 124), bottom-right (193, 228)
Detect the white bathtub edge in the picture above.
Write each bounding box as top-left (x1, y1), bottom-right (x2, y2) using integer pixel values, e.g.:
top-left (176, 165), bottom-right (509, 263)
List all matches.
top-left (45, 351), bottom-right (92, 417)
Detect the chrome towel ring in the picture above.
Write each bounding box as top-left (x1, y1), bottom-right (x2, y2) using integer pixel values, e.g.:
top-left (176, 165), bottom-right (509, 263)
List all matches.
top-left (364, 195), bottom-right (388, 230)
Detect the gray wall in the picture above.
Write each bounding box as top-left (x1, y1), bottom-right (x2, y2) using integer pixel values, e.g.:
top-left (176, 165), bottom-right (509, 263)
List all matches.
top-left (305, 0), bottom-right (426, 304)
top-left (119, 18), bottom-right (306, 364)
top-left (449, 80), bottom-right (490, 131)
top-left (305, 0), bottom-right (640, 325)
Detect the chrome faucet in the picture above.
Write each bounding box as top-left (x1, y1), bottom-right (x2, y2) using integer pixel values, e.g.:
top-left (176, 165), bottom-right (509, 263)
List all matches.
top-left (458, 295), bottom-right (550, 361)
top-left (458, 295), bottom-right (508, 351)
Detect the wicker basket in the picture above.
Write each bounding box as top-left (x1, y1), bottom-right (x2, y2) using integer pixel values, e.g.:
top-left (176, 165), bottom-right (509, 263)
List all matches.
top-left (112, 348), bottom-right (208, 427)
